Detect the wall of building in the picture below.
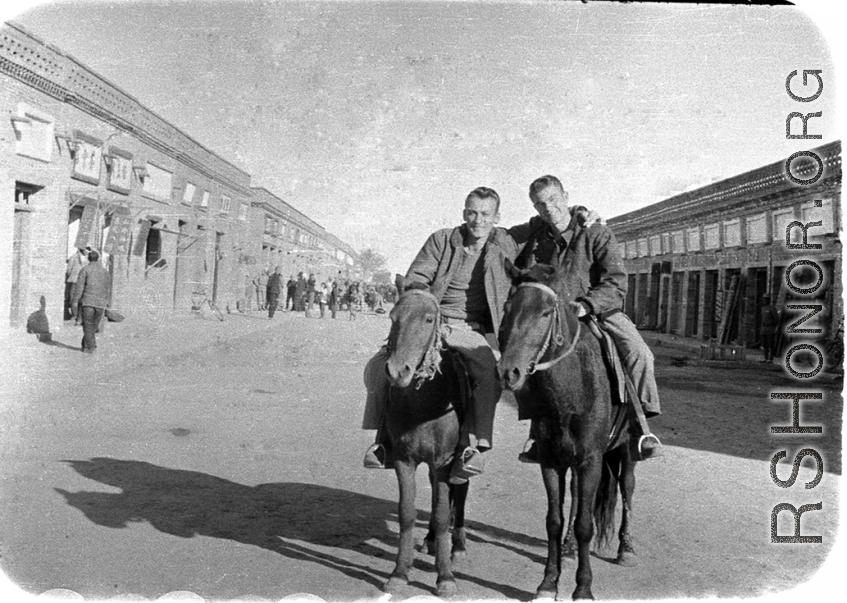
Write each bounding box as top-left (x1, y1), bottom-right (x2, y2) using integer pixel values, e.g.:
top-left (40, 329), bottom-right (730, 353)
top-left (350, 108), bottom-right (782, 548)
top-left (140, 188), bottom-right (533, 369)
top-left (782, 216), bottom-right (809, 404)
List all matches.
top-left (609, 141), bottom-right (842, 348)
top-left (1, 22), bottom-right (359, 333)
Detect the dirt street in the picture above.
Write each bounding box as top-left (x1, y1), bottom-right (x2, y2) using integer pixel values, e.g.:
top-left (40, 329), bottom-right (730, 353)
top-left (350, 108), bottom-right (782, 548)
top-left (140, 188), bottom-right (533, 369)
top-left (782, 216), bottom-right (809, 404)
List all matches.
top-left (0, 308), bottom-right (843, 601)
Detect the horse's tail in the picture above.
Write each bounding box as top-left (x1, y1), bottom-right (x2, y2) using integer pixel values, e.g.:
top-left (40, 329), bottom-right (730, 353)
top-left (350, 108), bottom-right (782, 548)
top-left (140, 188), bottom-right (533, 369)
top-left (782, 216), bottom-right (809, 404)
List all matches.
top-left (593, 449), bottom-right (621, 549)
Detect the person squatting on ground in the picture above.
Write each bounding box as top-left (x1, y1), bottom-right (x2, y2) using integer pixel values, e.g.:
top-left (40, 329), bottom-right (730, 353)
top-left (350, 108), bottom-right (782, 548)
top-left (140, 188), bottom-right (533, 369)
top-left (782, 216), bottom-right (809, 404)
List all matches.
top-left (70, 249), bottom-right (110, 354)
top-left (266, 267), bottom-right (283, 319)
top-left (362, 187), bottom-right (514, 483)
top-left (760, 294), bottom-right (781, 363)
top-left (508, 175), bottom-right (663, 461)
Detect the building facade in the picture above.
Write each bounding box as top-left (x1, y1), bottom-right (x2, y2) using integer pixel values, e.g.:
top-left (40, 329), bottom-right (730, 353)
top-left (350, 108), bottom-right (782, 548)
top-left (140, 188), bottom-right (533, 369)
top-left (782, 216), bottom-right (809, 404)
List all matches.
top-left (1, 22), bottom-right (358, 332)
top-left (608, 140), bottom-right (841, 350)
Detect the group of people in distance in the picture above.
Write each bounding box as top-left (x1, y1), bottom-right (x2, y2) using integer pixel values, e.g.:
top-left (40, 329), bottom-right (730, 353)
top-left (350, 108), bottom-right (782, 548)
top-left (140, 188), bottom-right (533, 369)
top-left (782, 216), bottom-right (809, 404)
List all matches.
top-left (260, 268), bottom-right (367, 321)
top-left (362, 174), bottom-right (664, 482)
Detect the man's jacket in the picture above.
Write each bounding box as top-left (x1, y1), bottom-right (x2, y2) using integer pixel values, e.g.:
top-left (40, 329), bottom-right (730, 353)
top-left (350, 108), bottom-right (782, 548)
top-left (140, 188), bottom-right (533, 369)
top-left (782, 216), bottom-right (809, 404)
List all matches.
top-left (508, 215), bottom-right (627, 317)
top-left (266, 273), bottom-right (283, 295)
top-left (71, 261), bottom-right (111, 309)
top-left (404, 224), bottom-right (518, 334)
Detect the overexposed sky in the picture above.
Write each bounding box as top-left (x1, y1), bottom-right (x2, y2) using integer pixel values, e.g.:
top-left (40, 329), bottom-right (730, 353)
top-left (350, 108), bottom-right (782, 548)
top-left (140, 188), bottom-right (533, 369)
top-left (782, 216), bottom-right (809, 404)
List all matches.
top-left (2, 0), bottom-right (842, 273)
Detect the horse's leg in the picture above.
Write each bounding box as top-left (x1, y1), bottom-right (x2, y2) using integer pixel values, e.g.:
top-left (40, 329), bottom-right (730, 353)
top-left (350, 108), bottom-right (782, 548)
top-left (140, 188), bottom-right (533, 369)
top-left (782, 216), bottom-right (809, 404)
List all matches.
top-left (537, 466), bottom-right (564, 600)
top-left (563, 468), bottom-right (578, 558)
top-left (421, 469), bottom-right (437, 555)
top-left (573, 457), bottom-right (602, 601)
top-left (616, 448), bottom-right (638, 567)
top-left (384, 460), bottom-right (417, 593)
top-left (432, 472), bottom-right (458, 597)
top-left (450, 480), bottom-right (469, 561)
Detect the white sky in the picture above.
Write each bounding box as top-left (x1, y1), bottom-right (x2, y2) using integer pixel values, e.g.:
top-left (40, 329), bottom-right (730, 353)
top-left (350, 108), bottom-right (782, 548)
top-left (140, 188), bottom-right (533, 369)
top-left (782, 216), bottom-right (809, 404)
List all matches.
top-left (2, 0), bottom-right (843, 275)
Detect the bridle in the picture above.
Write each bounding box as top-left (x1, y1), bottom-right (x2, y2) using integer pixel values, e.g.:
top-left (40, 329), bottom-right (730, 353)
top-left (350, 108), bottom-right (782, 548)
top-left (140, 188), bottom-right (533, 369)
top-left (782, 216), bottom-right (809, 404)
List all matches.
top-left (386, 289), bottom-right (444, 387)
top-left (515, 282), bottom-right (582, 374)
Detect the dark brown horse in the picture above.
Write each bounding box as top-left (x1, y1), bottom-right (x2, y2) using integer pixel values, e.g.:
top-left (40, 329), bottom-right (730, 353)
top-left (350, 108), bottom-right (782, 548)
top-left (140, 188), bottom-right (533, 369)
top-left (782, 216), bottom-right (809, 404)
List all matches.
top-left (381, 279), bottom-right (469, 597)
top-left (497, 264), bottom-right (637, 601)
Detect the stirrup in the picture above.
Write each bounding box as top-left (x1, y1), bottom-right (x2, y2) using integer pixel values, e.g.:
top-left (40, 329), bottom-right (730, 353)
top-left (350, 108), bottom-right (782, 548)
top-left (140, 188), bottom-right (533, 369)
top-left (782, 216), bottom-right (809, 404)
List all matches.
top-left (449, 447), bottom-right (484, 484)
top-left (518, 440), bottom-right (539, 464)
top-left (637, 434), bottom-right (663, 460)
top-left (364, 444), bottom-right (393, 469)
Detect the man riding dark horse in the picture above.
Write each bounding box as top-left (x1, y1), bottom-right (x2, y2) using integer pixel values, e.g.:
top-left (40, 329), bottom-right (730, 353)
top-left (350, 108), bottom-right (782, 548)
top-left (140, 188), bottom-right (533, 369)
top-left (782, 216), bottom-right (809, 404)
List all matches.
top-left (362, 186), bottom-right (511, 483)
top-left (508, 175), bottom-right (663, 460)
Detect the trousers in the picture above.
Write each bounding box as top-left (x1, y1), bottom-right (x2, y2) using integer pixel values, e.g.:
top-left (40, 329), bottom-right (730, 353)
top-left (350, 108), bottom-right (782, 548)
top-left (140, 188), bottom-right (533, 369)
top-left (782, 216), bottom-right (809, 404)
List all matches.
top-left (601, 312), bottom-right (661, 415)
top-left (362, 321), bottom-right (501, 450)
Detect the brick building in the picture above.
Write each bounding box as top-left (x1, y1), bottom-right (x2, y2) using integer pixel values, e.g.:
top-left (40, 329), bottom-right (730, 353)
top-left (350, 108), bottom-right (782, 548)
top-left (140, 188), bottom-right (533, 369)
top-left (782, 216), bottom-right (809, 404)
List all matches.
top-left (1, 22), bottom-right (358, 333)
top-left (608, 140), bottom-right (841, 349)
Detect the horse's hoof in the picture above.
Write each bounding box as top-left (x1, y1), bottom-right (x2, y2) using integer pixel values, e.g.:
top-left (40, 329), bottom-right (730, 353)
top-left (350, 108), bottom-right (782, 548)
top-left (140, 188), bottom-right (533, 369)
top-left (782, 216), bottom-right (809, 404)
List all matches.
top-left (572, 586), bottom-right (594, 600)
top-left (450, 548), bottom-right (468, 564)
top-left (615, 550), bottom-right (638, 567)
top-left (383, 576), bottom-right (408, 593)
top-left (436, 578), bottom-right (458, 598)
top-left (534, 589), bottom-right (557, 601)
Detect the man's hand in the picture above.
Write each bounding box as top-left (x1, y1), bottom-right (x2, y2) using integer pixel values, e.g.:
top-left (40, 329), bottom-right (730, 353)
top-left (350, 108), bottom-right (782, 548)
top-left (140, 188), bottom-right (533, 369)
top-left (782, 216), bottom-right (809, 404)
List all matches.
top-left (569, 301), bottom-right (589, 318)
top-left (575, 208), bottom-right (604, 226)
top-left (69, 306), bottom-right (75, 318)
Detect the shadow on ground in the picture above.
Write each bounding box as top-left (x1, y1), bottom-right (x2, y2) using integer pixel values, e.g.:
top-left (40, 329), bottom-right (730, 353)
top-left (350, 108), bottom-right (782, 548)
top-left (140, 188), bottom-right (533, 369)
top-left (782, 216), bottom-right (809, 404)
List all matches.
top-left (57, 458), bottom-right (538, 599)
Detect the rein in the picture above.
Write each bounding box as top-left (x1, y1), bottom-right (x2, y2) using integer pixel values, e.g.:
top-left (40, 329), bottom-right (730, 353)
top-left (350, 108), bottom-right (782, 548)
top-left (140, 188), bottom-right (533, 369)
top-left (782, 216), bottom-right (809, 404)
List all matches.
top-left (386, 289), bottom-right (445, 388)
top-left (517, 282), bottom-right (583, 374)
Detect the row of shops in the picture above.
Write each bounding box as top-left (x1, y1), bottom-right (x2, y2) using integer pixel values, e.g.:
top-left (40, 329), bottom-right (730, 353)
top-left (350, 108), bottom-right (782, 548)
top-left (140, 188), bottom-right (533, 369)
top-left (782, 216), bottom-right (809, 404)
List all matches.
top-left (1, 22), bottom-right (358, 332)
top-left (608, 140), bottom-right (842, 351)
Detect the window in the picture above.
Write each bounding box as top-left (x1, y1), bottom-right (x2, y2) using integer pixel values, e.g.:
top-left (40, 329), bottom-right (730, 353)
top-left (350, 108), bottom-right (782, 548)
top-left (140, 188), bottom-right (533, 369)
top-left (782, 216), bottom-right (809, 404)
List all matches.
top-left (649, 235), bottom-right (662, 256)
top-left (182, 182), bottom-right (197, 206)
top-left (723, 219), bottom-right (741, 247)
top-left (704, 223), bottom-right (720, 249)
top-left (661, 233), bottom-right (671, 254)
top-left (274, 219), bottom-right (280, 234)
top-left (626, 240), bottom-right (638, 259)
top-left (672, 230), bottom-right (685, 254)
top-left (637, 238), bottom-right (648, 257)
top-left (687, 227), bottom-right (701, 252)
top-left (13, 103), bottom-right (54, 162)
top-left (220, 195), bottom-right (231, 214)
top-left (143, 163), bottom-right (174, 201)
top-left (746, 213), bottom-right (767, 244)
top-left (615, 243), bottom-right (626, 259)
top-left (772, 208), bottom-right (797, 243)
top-left (264, 215), bottom-right (273, 233)
top-left (199, 191), bottom-right (210, 209)
top-left (237, 202), bottom-right (248, 221)
top-left (800, 199), bottom-right (835, 235)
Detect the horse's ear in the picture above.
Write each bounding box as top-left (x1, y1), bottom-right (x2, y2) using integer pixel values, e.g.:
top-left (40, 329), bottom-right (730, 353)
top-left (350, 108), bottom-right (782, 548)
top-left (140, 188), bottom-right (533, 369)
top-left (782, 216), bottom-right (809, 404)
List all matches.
top-left (504, 257), bottom-right (522, 281)
top-left (394, 273), bottom-right (407, 293)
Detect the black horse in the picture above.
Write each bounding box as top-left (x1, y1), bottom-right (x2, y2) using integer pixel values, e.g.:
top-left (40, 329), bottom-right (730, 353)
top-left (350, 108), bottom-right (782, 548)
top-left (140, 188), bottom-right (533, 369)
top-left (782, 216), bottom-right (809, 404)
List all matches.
top-left (380, 277), bottom-right (469, 597)
top-left (498, 263), bottom-right (637, 600)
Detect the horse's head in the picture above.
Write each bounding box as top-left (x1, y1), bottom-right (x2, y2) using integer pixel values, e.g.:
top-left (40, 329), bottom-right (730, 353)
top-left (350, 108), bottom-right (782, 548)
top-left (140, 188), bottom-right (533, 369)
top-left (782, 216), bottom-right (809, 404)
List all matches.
top-left (498, 260), bottom-right (578, 391)
top-left (385, 275), bottom-right (442, 389)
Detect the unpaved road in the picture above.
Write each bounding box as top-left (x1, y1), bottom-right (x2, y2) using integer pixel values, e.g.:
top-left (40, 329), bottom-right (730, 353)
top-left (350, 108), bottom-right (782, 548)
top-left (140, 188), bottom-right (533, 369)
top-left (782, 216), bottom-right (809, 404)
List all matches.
top-left (0, 309), bottom-right (843, 601)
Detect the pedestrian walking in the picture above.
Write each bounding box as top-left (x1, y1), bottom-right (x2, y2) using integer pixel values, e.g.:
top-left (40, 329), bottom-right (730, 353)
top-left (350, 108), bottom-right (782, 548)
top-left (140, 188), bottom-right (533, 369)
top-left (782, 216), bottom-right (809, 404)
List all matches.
top-left (65, 246), bottom-right (88, 322)
top-left (255, 268), bottom-right (269, 311)
top-left (318, 282), bottom-right (329, 318)
top-left (70, 249), bottom-right (110, 354)
top-left (266, 266), bottom-right (283, 319)
top-left (285, 275), bottom-right (297, 310)
top-left (305, 273), bottom-right (317, 317)
top-left (329, 281), bottom-right (341, 319)
top-left (760, 294), bottom-right (781, 362)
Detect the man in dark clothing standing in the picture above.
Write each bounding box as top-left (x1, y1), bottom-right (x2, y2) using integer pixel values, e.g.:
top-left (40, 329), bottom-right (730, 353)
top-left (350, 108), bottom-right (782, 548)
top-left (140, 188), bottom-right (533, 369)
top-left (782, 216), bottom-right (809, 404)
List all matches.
top-left (285, 276), bottom-right (297, 311)
top-left (305, 273), bottom-right (317, 317)
top-left (760, 294), bottom-right (781, 362)
top-left (266, 266), bottom-right (283, 319)
top-left (71, 250), bottom-right (110, 354)
top-left (295, 273), bottom-right (307, 312)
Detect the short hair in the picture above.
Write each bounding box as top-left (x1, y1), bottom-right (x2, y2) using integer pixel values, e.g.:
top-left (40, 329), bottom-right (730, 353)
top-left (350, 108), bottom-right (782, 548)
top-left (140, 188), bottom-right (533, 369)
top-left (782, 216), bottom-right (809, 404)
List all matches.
top-left (88, 250), bottom-right (100, 262)
top-left (465, 186), bottom-right (501, 213)
top-left (529, 175), bottom-right (566, 203)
